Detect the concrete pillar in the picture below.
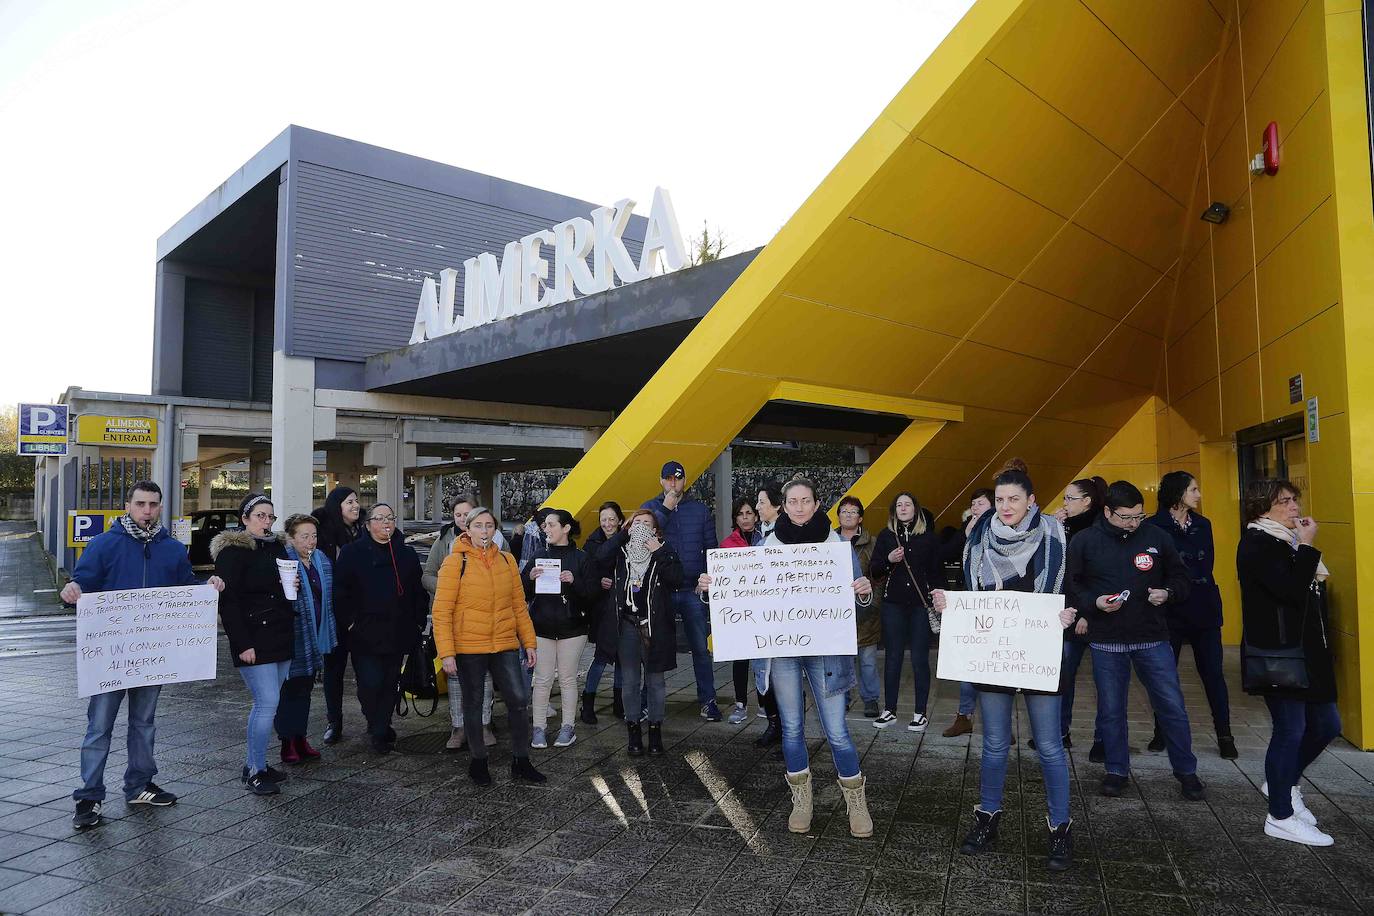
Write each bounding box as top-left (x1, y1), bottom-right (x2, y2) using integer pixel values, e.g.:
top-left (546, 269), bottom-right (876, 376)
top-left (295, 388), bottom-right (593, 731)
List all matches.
top-left (326, 445), bottom-right (365, 492)
top-left (248, 450), bottom-right (271, 495)
top-left (271, 353), bottom-right (316, 526)
top-left (473, 469), bottom-right (501, 522)
top-left (712, 447), bottom-right (733, 542)
top-left (365, 432), bottom-right (416, 517)
top-left (197, 464), bottom-right (215, 511)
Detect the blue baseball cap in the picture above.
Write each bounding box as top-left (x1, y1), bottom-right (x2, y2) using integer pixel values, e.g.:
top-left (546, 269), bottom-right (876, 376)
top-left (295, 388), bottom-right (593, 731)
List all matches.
top-left (660, 461), bottom-right (685, 480)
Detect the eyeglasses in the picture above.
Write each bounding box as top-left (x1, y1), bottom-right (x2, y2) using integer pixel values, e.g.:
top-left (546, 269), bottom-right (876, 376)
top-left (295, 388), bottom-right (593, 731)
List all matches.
top-left (837, 508), bottom-right (861, 516)
top-left (252, 513), bottom-right (278, 522)
top-left (369, 515), bottom-right (397, 524)
top-left (1063, 494), bottom-right (1087, 502)
top-left (1110, 510), bottom-right (1147, 524)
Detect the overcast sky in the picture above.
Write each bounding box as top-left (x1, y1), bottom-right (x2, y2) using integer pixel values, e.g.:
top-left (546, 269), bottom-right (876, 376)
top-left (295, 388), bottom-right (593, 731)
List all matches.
top-left (0, 0), bottom-right (974, 408)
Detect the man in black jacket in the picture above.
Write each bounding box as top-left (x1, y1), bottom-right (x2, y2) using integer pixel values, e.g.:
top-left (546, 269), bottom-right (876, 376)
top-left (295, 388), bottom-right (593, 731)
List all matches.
top-left (1068, 481), bottom-right (1205, 801)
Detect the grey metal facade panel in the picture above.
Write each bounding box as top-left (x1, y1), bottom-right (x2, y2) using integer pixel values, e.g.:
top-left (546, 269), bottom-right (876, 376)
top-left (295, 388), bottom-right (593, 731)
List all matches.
top-left (286, 160), bottom-right (646, 365)
top-left (251, 291), bottom-right (273, 400)
top-left (183, 278), bottom-right (255, 400)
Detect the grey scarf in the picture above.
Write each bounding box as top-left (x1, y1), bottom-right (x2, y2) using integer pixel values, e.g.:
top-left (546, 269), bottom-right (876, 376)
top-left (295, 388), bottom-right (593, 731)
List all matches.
top-left (626, 522), bottom-right (653, 584)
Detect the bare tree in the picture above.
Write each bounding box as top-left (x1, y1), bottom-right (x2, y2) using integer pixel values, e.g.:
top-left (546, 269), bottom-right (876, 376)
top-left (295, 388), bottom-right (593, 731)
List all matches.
top-left (687, 221), bottom-right (728, 266)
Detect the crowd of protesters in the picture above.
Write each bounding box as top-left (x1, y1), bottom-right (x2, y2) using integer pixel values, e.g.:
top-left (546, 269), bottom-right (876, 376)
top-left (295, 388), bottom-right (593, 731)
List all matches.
top-left (63, 456), bottom-right (1342, 860)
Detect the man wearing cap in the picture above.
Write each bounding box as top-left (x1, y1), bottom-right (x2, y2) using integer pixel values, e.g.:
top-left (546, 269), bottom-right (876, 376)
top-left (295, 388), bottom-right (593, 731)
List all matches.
top-left (643, 461), bottom-right (722, 720)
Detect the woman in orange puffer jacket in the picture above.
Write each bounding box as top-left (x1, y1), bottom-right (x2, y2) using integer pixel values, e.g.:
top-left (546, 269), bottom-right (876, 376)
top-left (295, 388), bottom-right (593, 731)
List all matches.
top-left (431, 507), bottom-right (543, 787)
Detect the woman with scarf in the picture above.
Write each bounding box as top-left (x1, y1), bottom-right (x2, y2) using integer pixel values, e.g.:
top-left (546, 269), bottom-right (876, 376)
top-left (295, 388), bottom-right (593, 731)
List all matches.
top-left (212, 494), bottom-right (296, 796)
top-left (594, 508), bottom-right (683, 757)
top-left (333, 503), bottom-right (428, 755)
top-left (275, 514), bottom-right (337, 764)
top-left (1238, 479), bottom-right (1337, 846)
top-left (720, 497), bottom-right (776, 727)
top-left (312, 486), bottom-right (361, 746)
top-left (581, 501), bottom-right (625, 724)
top-left (836, 496), bottom-right (883, 719)
top-left (932, 469), bottom-right (1077, 871)
top-left (700, 478), bottom-right (875, 838)
top-left (869, 492), bottom-right (945, 732)
top-left (525, 509), bottom-right (597, 750)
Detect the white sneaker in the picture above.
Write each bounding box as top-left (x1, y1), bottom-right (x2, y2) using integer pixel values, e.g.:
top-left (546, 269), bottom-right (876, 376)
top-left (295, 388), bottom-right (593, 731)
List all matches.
top-left (908, 714), bottom-right (929, 733)
top-left (1264, 814), bottom-right (1333, 846)
top-left (873, 710), bottom-right (897, 728)
top-left (1261, 782), bottom-right (1318, 826)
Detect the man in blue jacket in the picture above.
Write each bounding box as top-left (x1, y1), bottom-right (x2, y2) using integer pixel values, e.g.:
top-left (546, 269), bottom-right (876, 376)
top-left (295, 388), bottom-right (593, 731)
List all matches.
top-left (59, 481), bottom-right (224, 830)
top-left (643, 460), bottom-right (721, 720)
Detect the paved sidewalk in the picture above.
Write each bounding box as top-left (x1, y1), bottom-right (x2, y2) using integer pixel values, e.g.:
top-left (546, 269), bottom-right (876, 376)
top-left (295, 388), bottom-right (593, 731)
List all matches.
top-left (0, 636), bottom-right (1371, 915)
top-left (0, 523), bottom-right (73, 660)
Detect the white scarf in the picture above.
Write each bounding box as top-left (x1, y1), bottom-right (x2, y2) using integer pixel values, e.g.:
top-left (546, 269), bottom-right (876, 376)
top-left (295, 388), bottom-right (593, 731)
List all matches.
top-left (1248, 517), bottom-right (1329, 582)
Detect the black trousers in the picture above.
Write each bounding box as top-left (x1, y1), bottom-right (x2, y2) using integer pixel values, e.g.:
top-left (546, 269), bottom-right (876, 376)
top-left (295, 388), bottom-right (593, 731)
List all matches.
top-left (352, 652), bottom-right (402, 741)
top-left (732, 659), bottom-right (779, 718)
top-left (322, 646), bottom-right (350, 729)
top-left (457, 651), bottom-right (531, 760)
top-left (274, 675), bottom-right (314, 739)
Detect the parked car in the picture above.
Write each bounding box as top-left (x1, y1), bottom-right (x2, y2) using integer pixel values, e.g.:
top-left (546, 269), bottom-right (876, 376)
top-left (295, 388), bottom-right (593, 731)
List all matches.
top-left (188, 509), bottom-right (242, 568)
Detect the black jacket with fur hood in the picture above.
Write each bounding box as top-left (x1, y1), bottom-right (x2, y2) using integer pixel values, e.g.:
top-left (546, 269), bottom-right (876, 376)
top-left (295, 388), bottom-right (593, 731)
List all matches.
top-left (212, 530), bottom-right (296, 667)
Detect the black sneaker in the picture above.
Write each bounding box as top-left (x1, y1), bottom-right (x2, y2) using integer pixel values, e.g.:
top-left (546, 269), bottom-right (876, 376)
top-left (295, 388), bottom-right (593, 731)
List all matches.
top-left (371, 738), bottom-right (393, 755)
top-left (1101, 774), bottom-right (1128, 798)
top-left (1217, 734), bottom-right (1238, 760)
top-left (241, 765), bottom-right (289, 784)
top-left (511, 757), bottom-right (547, 784)
top-left (959, 808), bottom-right (1002, 855)
top-left (1147, 731), bottom-right (1166, 752)
top-left (1061, 733), bottom-right (1073, 749)
top-left (127, 782), bottom-right (177, 806)
top-left (73, 800), bottom-right (101, 830)
top-left (245, 772), bottom-right (280, 795)
top-left (1177, 772), bottom-right (1206, 801)
top-left (469, 758), bottom-right (492, 787)
top-left (1047, 819), bottom-right (1073, 871)
top-left (322, 724), bottom-right (342, 745)
top-left (754, 717), bottom-right (781, 747)
top-left (1088, 740), bottom-right (1105, 763)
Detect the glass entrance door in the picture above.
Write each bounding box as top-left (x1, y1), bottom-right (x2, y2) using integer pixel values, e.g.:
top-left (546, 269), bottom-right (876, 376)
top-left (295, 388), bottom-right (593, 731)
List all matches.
top-left (1237, 416), bottom-right (1308, 504)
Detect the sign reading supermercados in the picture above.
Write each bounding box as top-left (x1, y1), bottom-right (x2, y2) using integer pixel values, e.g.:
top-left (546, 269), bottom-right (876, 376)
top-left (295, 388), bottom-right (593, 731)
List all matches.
top-left (76, 415), bottom-right (158, 448)
top-left (76, 584), bottom-right (218, 698)
top-left (410, 188), bottom-right (687, 344)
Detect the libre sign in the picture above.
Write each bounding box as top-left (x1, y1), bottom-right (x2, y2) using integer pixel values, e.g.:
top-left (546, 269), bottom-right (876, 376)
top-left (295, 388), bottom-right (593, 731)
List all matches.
top-left (410, 187), bottom-right (687, 344)
top-left (16, 403), bottom-right (69, 456)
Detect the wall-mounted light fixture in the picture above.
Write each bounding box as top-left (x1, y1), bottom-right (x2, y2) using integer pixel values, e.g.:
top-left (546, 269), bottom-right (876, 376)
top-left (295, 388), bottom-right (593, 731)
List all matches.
top-left (1201, 202), bottom-right (1230, 225)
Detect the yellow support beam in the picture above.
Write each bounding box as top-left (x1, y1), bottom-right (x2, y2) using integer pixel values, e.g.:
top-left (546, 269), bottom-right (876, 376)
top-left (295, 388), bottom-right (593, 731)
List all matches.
top-left (772, 381), bottom-right (964, 423)
top-left (830, 419), bottom-right (948, 527)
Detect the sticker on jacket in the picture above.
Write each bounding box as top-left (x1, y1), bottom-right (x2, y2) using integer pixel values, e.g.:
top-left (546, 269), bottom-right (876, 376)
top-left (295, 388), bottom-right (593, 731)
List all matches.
top-left (1133, 553), bottom-right (1154, 571)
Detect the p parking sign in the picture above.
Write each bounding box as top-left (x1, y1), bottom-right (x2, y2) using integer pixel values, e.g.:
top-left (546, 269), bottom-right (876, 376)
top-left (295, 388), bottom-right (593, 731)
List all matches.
top-left (16, 403), bottom-right (69, 457)
top-left (67, 510), bottom-right (125, 548)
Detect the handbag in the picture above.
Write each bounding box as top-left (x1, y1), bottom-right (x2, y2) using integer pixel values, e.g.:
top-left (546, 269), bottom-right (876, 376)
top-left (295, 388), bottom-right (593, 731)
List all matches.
top-left (1242, 602), bottom-right (1308, 691)
top-left (397, 623), bottom-right (439, 717)
top-left (893, 538), bottom-right (941, 634)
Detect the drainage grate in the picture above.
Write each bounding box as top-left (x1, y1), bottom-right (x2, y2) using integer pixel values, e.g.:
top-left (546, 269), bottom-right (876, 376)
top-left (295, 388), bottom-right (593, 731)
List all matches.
top-left (394, 730), bottom-right (452, 755)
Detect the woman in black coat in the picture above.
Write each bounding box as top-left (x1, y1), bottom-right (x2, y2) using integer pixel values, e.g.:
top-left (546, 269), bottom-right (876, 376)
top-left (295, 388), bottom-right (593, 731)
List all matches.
top-left (868, 494), bottom-right (945, 732)
top-left (594, 508), bottom-right (683, 757)
top-left (212, 494), bottom-right (296, 796)
top-left (1146, 471), bottom-right (1234, 758)
top-left (1238, 479), bottom-right (1338, 847)
top-left (581, 501), bottom-right (624, 723)
top-left (333, 503), bottom-right (428, 754)
top-left (312, 486), bottom-right (361, 745)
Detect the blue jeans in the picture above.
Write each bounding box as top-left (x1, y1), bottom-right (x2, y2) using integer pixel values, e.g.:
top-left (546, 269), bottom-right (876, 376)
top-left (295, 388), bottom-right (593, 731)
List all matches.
top-left (770, 656), bottom-right (861, 778)
top-left (958, 682), bottom-right (977, 717)
top-left (977, 691), bottom-right (1070, 826)
top-left (585, 658), bottom-right (622, 694)
top-left (856, 645), bottom-right (880, 703)
top-left (1060, 640), bottom-right (1090, 736)
top-left (618, 619), bottom-right (667, 722)
top-left (1170, 627), bottom-right (1231, 734)
top-left (882, 601), bottom-right (932, 714)
top-left (674, 590), bottom-right (715, 704)
top-left (1264, 698), bottom-right (1340, 819)
top-left (75, 686), bottom-right (161, 802)
top-left (1091, 643), bottom-right (1196, 777)
top-left (239, 661), bottom-right (291, 773)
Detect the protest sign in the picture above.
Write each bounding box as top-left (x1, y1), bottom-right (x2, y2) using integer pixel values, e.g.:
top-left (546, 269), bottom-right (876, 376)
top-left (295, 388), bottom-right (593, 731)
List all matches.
top-left (76, 584), bottom-right (219, 698)
top-left (705, 542), bottom-right (857, 662)
top-left (935, 590), bottom-right (1064, 691)
top-left (534, 558), bottom-right (561, 594)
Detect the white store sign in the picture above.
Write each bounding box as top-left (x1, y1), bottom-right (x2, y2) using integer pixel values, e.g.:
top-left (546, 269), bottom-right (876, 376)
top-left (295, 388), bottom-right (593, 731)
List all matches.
top-left (935, 590), bottom-right (1064, 692)
top-left (410, 187), bottom-right (687, 344)
top-left (76, 584), bottom-right (219, 698)
top-left (704, 542), bottom-right (858, 662)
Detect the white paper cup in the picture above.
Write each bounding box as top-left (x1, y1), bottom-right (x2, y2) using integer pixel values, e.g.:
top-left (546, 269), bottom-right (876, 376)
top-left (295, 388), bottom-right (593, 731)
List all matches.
top-left (276, 558), bottom-right (299, 600)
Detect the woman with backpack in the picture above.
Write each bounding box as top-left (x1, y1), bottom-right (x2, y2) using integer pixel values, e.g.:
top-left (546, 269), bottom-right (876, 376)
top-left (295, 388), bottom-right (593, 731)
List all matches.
top-left (525, 509), bottom-right (597, 749)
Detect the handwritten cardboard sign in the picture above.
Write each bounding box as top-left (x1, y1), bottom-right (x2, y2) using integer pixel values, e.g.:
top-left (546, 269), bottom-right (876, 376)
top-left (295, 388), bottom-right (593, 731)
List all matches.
top-left (76, 584), bottom-right (219, 698)
top-left (705, 542), bottom-right (857, 661)
top-left (935, 590), bottom-right (1064, 691)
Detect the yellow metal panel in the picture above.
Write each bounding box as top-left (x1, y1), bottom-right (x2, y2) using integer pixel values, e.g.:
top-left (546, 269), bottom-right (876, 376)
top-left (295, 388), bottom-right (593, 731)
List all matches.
top-left (1305, 410), bottom-right (1354, 524)
top-left (1214, 271), bottom-right (1259, 371)
top-left (1208, 112), bottom-right (1254, 208)
top-left (1331, 629), bottom-right (1365, 747)
top-left (831, 420), bottom-right (946, 527)
top-left (1171, 377), bottom-right (1223, 442)
top-left (988, 0), bottom-right (1175, 156)
top-left (1168, 242), bottom-right (1215, 344)
top-left (770, 382), bottom-right (963, 423)
top-left (1255, 200), bottom-right (1340, 347)
top-left (1040, 373), bottom-right (1151, 426)
top-left (1083, 324), bottom-right (1165, 391)
top-left (785, 218), bottom-right (1011, 339)
top-left (1239, 0), bottom-right (1309, 95)
top-left (917, 60), bottom-right (1119, 217)
top-left (1209, 190), bottom-right (1256, 301)
top-left (1181, 56), bottom-right (1221, 125)
top-left (1166, 311), bottom-right (1220, 400)
top-left (1207, 31), bottom-right (1245, 154)
top-left (1219, 353), bottom-right (1263, 431)
top-left (1084, 0), bottom-right (1225, 96)
top-left (1258, 303), bottom-right (1347, 420)
top-left (1121, 273), bottom-right (1175, 339)
top-left (853, 139), bottom-right (1064, 278)
top-left (1251, 94), bottom-right (1336, 263)
top-left (916, 406), bottom-right (1031, 462)
top-left (1127, 103), bottom-right (1207, 207)
top-left (1244, 0), bottom-right (1327, 172)
top-left (1075, 164), bottom-right (1187, 273)
top-left (1199, 441), bottom-right (1242, 645)
top-left (968, 284), bottom-right (1118, 369)
top-left (1021, 222), bottom-right (1164, 319)
top-left (915, 342), bottom-right (1072, 414)
top-left (1003, 416), bottom-right (1120, 470)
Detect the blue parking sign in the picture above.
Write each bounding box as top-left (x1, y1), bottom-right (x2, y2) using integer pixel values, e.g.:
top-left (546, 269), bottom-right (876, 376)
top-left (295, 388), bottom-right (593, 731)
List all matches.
top-left (17, 403), bottom-right (69, 457)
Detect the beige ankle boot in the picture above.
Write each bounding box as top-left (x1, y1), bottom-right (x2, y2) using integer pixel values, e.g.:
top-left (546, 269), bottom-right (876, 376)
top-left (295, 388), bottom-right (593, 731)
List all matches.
top-left (786, 769), bottom-right (813, 833)
top-left (838, 773), bottom-right (874, 838)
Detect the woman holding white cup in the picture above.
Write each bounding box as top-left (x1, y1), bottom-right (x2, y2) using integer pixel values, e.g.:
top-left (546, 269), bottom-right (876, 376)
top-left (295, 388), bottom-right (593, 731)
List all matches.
top-left (212, 494), bottom-right (298, 796)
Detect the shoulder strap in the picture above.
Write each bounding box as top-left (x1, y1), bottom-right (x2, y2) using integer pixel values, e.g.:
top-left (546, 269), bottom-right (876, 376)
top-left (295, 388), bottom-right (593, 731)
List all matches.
top-left (460, 553), bottom-right (467, 580)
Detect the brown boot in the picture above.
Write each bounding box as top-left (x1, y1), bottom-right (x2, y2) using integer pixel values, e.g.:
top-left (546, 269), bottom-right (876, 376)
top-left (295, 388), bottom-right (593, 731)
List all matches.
top-left (786, 770), bottom-right (813, 834)
top-left (838, 774), bottom-right (874, 838)
top-left (943, 714), bottom-right (973, 738)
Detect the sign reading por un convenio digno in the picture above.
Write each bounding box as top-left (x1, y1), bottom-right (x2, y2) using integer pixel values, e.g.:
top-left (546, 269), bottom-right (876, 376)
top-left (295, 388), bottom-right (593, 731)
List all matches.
top-left (410, 187), bottom-right (686, 344)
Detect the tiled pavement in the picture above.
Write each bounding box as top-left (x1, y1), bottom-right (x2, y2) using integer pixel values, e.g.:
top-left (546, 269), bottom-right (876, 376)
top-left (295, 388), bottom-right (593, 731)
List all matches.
top-left (0, 635), bottom-right (1372, 914)
top-left (0, 523), bottom-right (72, 660)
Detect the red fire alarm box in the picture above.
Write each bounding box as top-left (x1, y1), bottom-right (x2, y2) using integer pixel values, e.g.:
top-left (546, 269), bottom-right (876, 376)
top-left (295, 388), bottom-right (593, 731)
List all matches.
top-left (1251, 121), bottom-right (1280, 176)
